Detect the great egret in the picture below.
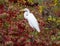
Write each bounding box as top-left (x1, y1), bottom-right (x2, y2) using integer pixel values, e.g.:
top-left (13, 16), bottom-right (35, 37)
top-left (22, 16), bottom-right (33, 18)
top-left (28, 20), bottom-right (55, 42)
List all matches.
top-left (21, 8), bottom-right (40, 32)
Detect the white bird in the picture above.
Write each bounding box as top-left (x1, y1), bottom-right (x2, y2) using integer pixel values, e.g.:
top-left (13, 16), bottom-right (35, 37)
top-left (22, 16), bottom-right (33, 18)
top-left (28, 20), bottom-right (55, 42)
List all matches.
top-left (21, 8), bottom-right (40, 32)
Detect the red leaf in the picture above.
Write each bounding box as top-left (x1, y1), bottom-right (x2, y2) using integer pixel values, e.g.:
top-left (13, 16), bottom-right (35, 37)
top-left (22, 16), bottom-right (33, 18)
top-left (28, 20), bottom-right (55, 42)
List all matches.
top-left (0, 4), bottom-right (5, 14)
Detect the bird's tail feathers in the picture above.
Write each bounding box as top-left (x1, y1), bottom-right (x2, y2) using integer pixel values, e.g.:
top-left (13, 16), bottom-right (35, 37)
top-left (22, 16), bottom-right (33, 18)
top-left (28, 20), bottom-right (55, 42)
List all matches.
top-left (36, 28), bottom-right (40, 32)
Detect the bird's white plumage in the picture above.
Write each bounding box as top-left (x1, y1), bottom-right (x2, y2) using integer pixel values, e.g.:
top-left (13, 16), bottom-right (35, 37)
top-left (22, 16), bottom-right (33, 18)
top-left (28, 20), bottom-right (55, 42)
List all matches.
top-left (23, 8), bottom-right (40, 32)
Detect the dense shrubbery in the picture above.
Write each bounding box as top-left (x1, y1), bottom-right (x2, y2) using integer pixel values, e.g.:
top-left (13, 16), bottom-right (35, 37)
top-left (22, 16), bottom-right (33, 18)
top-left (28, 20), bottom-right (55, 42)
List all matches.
top-left (0, 0), bottom-right (60, 46)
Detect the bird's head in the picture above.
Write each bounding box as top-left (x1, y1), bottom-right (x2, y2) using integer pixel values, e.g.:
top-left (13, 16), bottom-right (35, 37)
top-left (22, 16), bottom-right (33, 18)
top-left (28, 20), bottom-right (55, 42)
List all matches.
top-left (20, 8), bottom-right (30, 20)
top-left (20, 8), bottom-right (30, 12)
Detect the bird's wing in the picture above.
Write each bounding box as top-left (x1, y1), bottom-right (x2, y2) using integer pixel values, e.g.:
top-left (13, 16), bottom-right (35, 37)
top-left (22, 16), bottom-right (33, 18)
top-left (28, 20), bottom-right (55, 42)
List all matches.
top-left (28, 13), bottom-right (39, 28)
top-left (27, 13), bottom-right (40, 32)
top-left (29, 21), bottom-right (34, 28)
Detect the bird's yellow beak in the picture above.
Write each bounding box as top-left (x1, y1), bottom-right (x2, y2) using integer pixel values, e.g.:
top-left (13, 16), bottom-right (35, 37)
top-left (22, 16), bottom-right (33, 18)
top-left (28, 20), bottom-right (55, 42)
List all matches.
top-left (20, 9), bottom-right (25, 12)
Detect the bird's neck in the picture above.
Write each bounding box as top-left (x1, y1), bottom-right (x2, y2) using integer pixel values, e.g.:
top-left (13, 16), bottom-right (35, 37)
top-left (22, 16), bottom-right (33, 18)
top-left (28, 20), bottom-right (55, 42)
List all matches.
top-left (25, 11), bottom-right (30, 14)
top-left (26, 10), bottom-right (30, 13)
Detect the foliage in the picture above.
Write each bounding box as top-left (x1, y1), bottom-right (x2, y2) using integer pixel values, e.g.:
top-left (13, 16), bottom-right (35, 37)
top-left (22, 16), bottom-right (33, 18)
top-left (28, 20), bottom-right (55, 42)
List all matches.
top-left (0, 0), bottom-right (60, 46)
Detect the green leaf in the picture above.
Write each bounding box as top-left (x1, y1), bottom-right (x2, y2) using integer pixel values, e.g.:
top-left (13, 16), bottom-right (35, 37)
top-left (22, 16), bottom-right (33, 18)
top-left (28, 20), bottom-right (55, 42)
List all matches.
top-left (56, 18), bottom-right (60, 23)
top-left (52, 16), bottom-right (57, 22)
top-left (47, 15), bottom-right (53, 21)
top-left (38, 0), bottom-right (43, 4)
top-left (16, 14), bottom-right (24, 20)
top-left (57, 36), bottom-right (60, 40)
top-left (3, 22), bottom-right (10, 29)
top-left (45, 27), bottom-right (50, 31)
top-left (0, 0), bottom-right (4, 4)
top-left (0, 13), bottom-right (7, 19)
top-left (28, 0), bottom-right (34, 4)
top-left (57, 32), bottom-right (60, 36)
top-left (51, 35), bottom-right (57, 41)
